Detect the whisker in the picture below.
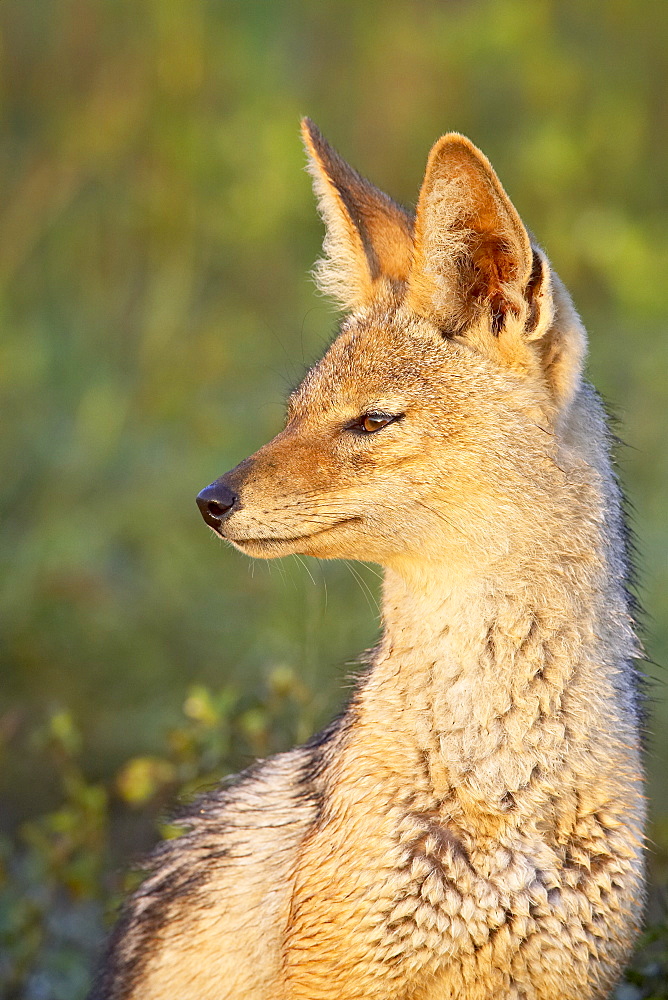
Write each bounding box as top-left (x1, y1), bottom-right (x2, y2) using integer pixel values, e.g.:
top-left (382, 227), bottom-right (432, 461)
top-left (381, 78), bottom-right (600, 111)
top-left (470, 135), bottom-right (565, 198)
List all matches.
top-left (294, 553), bottom-right (318, 589)
top-left (344, 560), bottom-right (380, 617)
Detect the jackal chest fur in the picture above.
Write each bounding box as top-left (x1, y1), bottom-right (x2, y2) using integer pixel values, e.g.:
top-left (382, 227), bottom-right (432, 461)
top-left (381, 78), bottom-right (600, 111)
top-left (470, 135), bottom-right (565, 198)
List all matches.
top-left (375, 800), bottom-right (638, 998)
top-left (285, 727), bottom-right (643, 999)
top-left (282, 577), bottom-right (644, 1000)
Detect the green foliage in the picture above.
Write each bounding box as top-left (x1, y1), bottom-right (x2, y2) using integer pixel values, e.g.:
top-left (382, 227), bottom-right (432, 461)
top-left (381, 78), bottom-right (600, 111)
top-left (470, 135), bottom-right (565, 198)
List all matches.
top-left (1, 0), bottom-right (667, 995)
top-left (0, 711), bottom-right (108, 999)
top-left (1, 669), bottom-right (316, 998)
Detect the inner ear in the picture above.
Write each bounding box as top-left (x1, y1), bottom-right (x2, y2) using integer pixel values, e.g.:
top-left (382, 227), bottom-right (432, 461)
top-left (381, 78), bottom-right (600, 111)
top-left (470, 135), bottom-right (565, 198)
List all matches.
top-left (407, 134), bottom-right (534, 333)
top-left (467, 233), bottom-right (526, 336)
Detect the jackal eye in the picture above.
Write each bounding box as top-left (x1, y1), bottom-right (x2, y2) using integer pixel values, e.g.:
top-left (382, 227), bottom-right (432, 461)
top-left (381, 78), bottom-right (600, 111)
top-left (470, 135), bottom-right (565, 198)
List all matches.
top-left (350, 412), bottom-right (401, 434)
top-left (362, 414), bottom-right (391, 433)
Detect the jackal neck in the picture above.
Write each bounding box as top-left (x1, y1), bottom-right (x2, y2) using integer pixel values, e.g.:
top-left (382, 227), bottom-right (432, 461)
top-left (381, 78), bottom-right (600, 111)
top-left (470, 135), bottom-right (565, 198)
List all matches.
top-left (356, 552), bottom-right (639, 817)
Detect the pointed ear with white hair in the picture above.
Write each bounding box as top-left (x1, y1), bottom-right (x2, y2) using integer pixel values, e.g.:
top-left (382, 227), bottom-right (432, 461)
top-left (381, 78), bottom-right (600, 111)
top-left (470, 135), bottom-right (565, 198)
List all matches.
top-left (301, 118), bottom-right (414, 310)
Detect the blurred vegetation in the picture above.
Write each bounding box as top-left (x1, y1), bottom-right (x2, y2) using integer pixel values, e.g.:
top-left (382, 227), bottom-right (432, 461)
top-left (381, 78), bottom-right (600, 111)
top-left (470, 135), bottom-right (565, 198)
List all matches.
top-left (0, 0), bottom-right (666, 996)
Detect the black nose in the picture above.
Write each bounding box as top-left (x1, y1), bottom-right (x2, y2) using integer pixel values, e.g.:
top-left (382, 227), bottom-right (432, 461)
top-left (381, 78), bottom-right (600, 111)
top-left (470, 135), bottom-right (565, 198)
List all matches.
top-left (196, 481), bottom-right (239, 530)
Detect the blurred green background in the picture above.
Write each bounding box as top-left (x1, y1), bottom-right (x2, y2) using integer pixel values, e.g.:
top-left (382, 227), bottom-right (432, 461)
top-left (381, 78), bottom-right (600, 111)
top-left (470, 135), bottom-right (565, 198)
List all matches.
top-left (1, 1), bottom-right (667, 996)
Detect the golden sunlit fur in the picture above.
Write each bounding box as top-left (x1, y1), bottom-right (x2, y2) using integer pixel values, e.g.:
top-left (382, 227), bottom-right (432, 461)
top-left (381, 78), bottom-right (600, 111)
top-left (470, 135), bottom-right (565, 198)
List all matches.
top-left (90, 121), bottom-right (645, 1000)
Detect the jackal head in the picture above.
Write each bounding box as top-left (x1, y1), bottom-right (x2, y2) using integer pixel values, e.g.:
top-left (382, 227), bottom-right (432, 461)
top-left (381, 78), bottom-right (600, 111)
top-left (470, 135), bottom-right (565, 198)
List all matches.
top-left (197, 120), bottom-right (588, 574)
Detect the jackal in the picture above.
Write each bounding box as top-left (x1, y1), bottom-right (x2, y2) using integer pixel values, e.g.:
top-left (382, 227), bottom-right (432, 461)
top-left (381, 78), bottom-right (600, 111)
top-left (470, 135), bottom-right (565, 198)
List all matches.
top-left (90, 121), bottom-right (645, 1000)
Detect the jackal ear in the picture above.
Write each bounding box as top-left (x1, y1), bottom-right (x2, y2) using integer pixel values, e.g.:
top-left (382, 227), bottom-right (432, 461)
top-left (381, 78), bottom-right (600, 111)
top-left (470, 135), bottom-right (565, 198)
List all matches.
top-left (407, 134), bottom-right (534, 335)
top-left (406, 134), bottom-right (585, 411)
top-left (301, 118), bottom-right (414, 310)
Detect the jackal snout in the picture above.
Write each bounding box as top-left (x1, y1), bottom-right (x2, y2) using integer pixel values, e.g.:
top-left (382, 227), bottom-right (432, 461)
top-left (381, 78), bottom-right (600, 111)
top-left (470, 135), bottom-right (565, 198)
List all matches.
top-left (196, 479), bottom-right (239, 531)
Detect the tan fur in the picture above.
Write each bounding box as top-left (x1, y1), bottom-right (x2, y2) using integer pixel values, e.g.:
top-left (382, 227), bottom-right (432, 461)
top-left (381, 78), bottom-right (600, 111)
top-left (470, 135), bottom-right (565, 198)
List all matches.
top-left (90, 123), bottom-right (645, 1000)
